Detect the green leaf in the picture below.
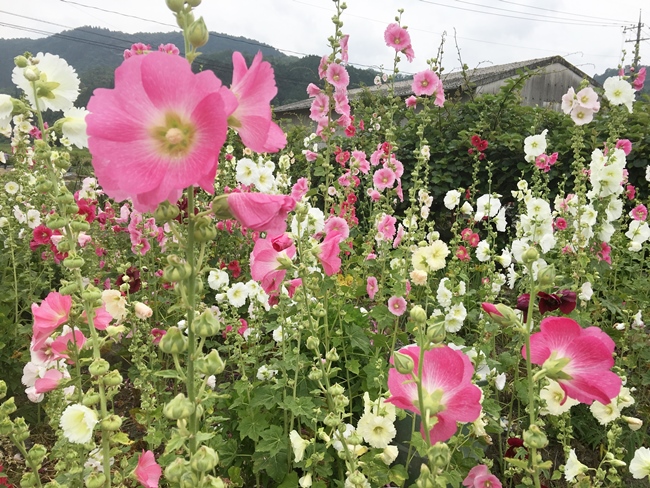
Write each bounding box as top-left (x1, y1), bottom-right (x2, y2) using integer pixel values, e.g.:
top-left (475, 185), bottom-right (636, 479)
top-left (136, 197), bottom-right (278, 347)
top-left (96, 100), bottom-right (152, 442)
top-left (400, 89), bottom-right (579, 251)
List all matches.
top-left (347, 359), bottom-right (360, 375)
top-left (346, 324), bottom-right (370, 354)
top-left (110, 432), bottom-right (132, 445)
top-left (278, 471), bottom-right (299, 488)
top-left (250, 384), bottom-right (280, 409)
top-left (239, 411), bottom-right (269, 442)
top-left (257, 425), bottom-right (285, 453)
top-left (154, 370), bottom-right (184, 380)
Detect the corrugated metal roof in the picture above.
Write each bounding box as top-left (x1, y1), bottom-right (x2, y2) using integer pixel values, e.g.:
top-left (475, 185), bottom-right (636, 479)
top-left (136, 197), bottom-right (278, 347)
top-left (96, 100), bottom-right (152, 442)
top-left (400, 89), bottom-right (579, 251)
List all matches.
top-left (274, 55), bottom-right (596, 113)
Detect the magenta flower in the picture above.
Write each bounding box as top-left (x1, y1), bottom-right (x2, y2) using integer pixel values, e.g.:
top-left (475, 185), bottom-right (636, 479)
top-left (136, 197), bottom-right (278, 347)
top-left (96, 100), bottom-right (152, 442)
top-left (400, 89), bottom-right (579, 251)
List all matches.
top-left (463, 465), bottom-right (502, 488)
top-left (134, 450), bottom-right (162, 488)
top-left (384, 23), bottom-right (411, 51)
top-left (523, 316), bottom-right (621, 405)
top-left (367, 277), bottom-right (379, 300)
top-left (226, 192), bottom-right (296, 234)
top-left (412, 70), bottom-right (440, 97)
top-left (388, 296), bottom-right (407, 316)
top-left (405, 95), bottom-right (417, 108)
top-left (32, 292), bottom-right (72, 350)
top-left (229, 51), bottom-right (286, 153)
top-left (631, 204), bottom-right (647, 221)
top-left (388, 345), bottom-right (482, 444)
top-left (633, 66), bottom-right (646, 91)
top-left (87, 52), bottom-right (237, 212)
top-left (326, 63), bottom-right (350, 91)
top-left (250, 234), bottom-right (295, 294)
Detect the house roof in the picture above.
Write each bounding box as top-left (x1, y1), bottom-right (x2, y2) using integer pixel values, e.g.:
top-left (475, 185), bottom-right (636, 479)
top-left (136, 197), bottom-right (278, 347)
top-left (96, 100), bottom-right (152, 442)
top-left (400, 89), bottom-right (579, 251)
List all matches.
top-left (274, 55), bottom-right (597, 113)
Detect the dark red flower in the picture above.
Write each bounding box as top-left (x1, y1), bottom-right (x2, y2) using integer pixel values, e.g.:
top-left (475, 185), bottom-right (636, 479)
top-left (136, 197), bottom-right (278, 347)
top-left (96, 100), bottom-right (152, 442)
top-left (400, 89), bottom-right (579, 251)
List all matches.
top-left (115, 266), bottom-right (141, 294)
top-left (505, 437), bottom-right (527, 459)
top-left (537, 290), bottom-right (576, 315)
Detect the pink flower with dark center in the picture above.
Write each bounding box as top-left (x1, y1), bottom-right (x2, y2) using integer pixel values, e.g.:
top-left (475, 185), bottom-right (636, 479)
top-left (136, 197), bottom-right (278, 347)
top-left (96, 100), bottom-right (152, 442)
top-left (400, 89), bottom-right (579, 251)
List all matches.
top-left (523, 316), bottom-right (621, 405)
top-left (469, 233), bottom-right (480, 248)
top-left (463, 465), bottom-right (502, 488)
top-left (151, 328), bottom-right (166, 345)
top-left (250, 234), bottom-right (295, 294)
top-left (388, 296), bottom-right (407, 316)
top-left (377, 214), bottom-right (397, 240)
top-left (405, 95), bottom-right (417, 108)
top-left (412, 70), bottom-right (440, 97)
top-left (87, 52), bottom-right (237, 212)
top-left (32, 225), bottom-right (53, 246)
top-left (373, 167), bottom-right (396, 191)
top-left (554, 217), bottom-right (567, 230)
top-left (460, 228), bottom-right (473, 241)
top-left (229, 51), bottom-right (287, 153)
top-left (340, 34), bottom-right (349, 64)
top-left (384, 23), bottom-right (411, 50)
top-left (32, 292), bottom-right (72, 350)
top-left (123, 43), bottom-right (151, 59)
top-left (225, 192), bottom-right (296, 234)
top-left (326, 63), bottom-right (350, 91)
top-left (631, 204), bottom-right (648, 221)
top-left (367, 276), bottom-right (379, 300)
top-left (387, 344), bottom-right (482, 444)
top-left (134, 450), bottom-right (162, 488)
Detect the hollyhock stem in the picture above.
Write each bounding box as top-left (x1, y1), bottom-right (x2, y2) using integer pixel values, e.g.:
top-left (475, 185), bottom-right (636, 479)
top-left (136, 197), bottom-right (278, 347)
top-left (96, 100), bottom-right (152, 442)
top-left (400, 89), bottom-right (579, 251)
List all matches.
top-left (30, 81), bottom-right (46, 136)
top-left (185, 187), bottom-right (198, 455)
top-left (9, 435), bottom-right (42, 488)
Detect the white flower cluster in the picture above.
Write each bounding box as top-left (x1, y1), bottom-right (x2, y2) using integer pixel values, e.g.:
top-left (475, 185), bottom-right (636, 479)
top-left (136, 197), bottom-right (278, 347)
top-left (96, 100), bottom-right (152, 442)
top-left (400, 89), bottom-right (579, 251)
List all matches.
top-left (215, 279), bottom-right (270, 315)
top-left (435, 278), bottom-right (467, 333)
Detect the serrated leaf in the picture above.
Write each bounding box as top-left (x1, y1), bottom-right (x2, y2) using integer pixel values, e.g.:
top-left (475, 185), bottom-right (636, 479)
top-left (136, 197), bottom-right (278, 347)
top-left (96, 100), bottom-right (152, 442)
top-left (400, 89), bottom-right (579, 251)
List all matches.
top-left (257, 425), bottom-right (285, 453)
top-left (239, 411), bottom-right (269, 442)
top-left (280, 396), bottom-right (315, 417)
top-left (110, 432), bottom-right (132, 445)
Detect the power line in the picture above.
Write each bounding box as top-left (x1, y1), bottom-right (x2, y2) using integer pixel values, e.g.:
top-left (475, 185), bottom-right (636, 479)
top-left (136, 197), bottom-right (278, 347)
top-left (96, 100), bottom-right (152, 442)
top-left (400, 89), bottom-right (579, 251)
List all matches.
top-left (497, 0), bottom-right (634, 25)
top-left (418, 0), bottom-right (628, 27)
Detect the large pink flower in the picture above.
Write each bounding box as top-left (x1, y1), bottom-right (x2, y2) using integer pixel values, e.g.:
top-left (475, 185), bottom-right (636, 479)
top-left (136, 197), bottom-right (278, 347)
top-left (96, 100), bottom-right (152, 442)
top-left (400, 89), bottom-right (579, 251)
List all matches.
top-left (250, 234), bottom-right (296, 293)
top-left (523, 316), bottom-right (621, 405)
top-left (32, 292), bottom-right (72, 350)
top-left (34, 369), bottom-right (64, 394)
top-left (226, 192), bottom-right (296, 234)
top-left (315, 232), bottom-right (345, 276)
top-left (387, 345), bottom-right (482, 444)
top-left (384, 23), bottom-right (411, 51)
top-left (463, 465), bottom-right (502, 488)
top-left (229, 51), bottom-right (287, 153)
top-left (412, 70), bottom-right (440, 97)
top-left (134, 450), bottom-right (162, 488)
top-left (87, 52), bottom-right (237, 212)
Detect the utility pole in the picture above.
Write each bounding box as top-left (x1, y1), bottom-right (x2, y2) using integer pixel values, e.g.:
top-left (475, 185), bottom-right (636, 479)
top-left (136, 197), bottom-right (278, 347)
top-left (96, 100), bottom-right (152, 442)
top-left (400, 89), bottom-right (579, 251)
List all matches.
top-left (624, 10), bottom-right (648, 70)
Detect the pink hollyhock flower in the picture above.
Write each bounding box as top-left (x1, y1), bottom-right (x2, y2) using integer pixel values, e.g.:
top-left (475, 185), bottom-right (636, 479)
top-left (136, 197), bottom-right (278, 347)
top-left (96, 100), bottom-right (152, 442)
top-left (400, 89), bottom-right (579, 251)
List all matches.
top-left (631, 204), bottom-right (648, 221)
top-left (352, 150), bottom-right (369, 174)
top-left (123, 43), bottom-right (151, 59)
top-left (324, 216), bottom-right (350, 238)
top-left (250, 234), bottom-right (296, 293)
top-left (32, 225), bottom-right (53, 246)
top-left (456, 245), bottom-right (470, 262)
top-left (469, 233), bottom-right (480, 248)
top-left (434, 78), bottom-right (445, 107)
top-left (412, 70), bottom-right (441, 97)
top-left (318, 55), bottom-right (329, 79)
top-left (229, 51), bottom-right (286, 153)
top-left (315, 232), bottom-right (345, 276)
top-left (463, 465), bottom-right (502, 488)
top-left (384, 23), bottom-right (411, 51)
top-left (615, 138), bottom-right (632, 155)
top-left (523, 316), bottom-right (621, 405)
top-left (340, 34), bottom-right (349, 64)
top-left (633, 66), bottom-right (646, 91)
top-left (626, 184), bottom-right (636, 200)
top-left (32, 292), bottom-right (72, 349)
top-left (134, 450), bottom-right (162, 488)
top-left (367, 276), bottom-right (379, 300)
top-left (377, 214), bottom-right (397, 240)
top-left (334, 91), bottom-right (350, 116)
top-left (151, 328), bottom-right (166, 345)
top-left (158, 43), bottom-right (180, 55)
top-left (306, 83), bottom-right (321, 97)
top-left (373, 168), bottom-right (396, 191)
top-left (405, 95), bottom-right (417, 108)
top-left (51, 328), bottom-right (87, 363)
top-left (596, 241), bottom-right (612, 264)
top-left (554, 217), bottom-right (567, 230)
top-left (309, 93), bottom-right (330, 123)
top-left (537, 289), bottom-right (577, 315)
top-left (387, 345), bottom-right (482, 444)
top-left (286, 278), bottom-right (302, 298)
top-left (291, 177), bottom-right (309, 201)
top-left (226, 192), bottom-right (296, 234)
top-left (34, 369), bottom-right (64, 394)
top-left (393, 224), bottom-right (405, 248)
top-left (403, 45), bottom-right (415, 62)
top-left (303, 150), bottom-right (319, 162)
top-left (368, 189), bottom-right (381, 201)
top-left (388, 296), bottom-right (407, 316)
top-left (237, 318), bottom-right (249, 336)
top-left (326, 63), bottom-right (350, 91)
top-left (81, 306), bottom-right (113, 331)
top-left (87, 52), bottom-right (237, 212)
top-left (575, 87), bottom-right (600, 111)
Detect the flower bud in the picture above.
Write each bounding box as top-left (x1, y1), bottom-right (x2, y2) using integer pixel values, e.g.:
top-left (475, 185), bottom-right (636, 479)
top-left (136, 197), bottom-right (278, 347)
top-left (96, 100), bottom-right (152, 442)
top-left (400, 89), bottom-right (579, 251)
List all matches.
top-left (393, 351), bottom-right (414, 375)
top-left (0, 419), bottom-right (13, 436)
top-left (20, 473), bottom-right (39, 488)
top-left (102, 370), bottom-right (123, 387)
top-left (521, 246), bottom-right (539, 264)
top-left (193, 309), bottom-right (221, 337)
top-left (165, 0), bottom-right (185, 12)
top-left (622, 416), bottom-right (643, 431)
top-left (163, 393), bottom-right (195, 420)
top-left (326, 348), bottom-right (339, 362)
top-left (70, 220), bottom-right (90, 232)
top-left (23, 66), bottom-right (40, 82)
top-left (179, 472), bottom-right (199, 488)
top-left (82, 391), bottom-right (100, 407)
top-left (13, 417), bottom-right (30, 442)
top-left (410, 305), bottom-right (427, 324)
top-left (306, 335), bottom-right (320, 351)
top-left (190, 445), bottom-right (219, 473)
top-left (308, 367), bottom-right (322, 381)
top-left (188, 17), bottom-right (209, 48)
top-left (88, 358), bottom-right (110, 377)
top-left (0, 380), bottom-right (6, 399)
top-left (63, 256), bottom-right (85, 269)
top-left (323, 412), bottom-right (340, 427)
top-left (163, 255), bottom-right (192, 282)
top-left (426, 321), bottom-right (446, 343)
top-left (429, 442), bottom-right (450, 468)
top-left (193, 216), bottom-right (217, 242)
top-left (537, 265), bottom-right (556, 286)
top-left (153, 200), bottom-right (180, 223)
top-left (1, 397), bottom-right (17, 416)
top-left (46, 215), bottom-right (68, 230)
top-left (159, 326), bottom-right (188, 354)
top-left (200, 475), bottom-right (226, 488)
top-left (85, 472), bottom-right (107, 488)
top-left (523, 425), bottom-right (548, 449)
top-left (481, 302), bottom-right (520, 327)
top-left (196, 349), bottom-right (225, 376)
top-left (82, 285), bottom-right (103, 303)
top-left (328, 383), bottom-right (345, 396)
top-left (100, 414), bottom-right (123, 431)
top-left (26, 444), bottom-right (47, 466)
top-left (164, 458), bottom-right (190, 482)
top-left (134, 302), bottom-right (153, 320)
top-left (14, 55), bottom-right (28, 68)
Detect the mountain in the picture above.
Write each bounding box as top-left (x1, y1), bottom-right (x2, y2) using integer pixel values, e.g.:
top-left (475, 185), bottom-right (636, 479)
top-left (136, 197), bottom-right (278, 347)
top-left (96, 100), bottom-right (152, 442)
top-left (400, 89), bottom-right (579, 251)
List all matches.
top-left (0, 27), bottom-right (379, 107)
top-left (594, 66), bottom-right (649, 96)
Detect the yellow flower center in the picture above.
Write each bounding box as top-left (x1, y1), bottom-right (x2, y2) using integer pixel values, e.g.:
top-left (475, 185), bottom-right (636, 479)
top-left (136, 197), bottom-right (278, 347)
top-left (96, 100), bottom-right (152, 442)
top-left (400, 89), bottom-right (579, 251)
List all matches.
top-left (152, 113), bottom-right (196, 158)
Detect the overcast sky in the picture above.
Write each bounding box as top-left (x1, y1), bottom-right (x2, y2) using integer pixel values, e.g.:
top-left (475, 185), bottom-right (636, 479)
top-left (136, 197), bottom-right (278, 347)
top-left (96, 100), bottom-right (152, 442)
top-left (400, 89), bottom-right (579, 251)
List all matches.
top-left (1, 0), bottom-right (649, 78)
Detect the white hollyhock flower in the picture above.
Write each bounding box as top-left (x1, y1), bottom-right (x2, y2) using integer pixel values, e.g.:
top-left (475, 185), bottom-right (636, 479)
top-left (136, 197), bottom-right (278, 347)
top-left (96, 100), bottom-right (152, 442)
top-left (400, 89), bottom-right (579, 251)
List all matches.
top-left (207, 269), bottom-right (229, 290)
top-left (255, 165), bottom-right (275, 193)
top-left (578, 282), bottom-right (593, 301)
top-left (60, 404), bottom-right (98, 444)
top-left (357, 412), bottom-right (396, 448)
top-left (495, 373), bottom-right (506, 391)
top-left (564, 449), bottom-right (589, 482)
top-left (524, 129), bottom-right (548, 161)
top-left (289, 430), bottom-right (310, 462)
top-left (630, 447), bottom-right (650, 479)
top-left (61, 107), bottom-right (89, 148)
top-left (475, 194), bottom-right (501, 221)
top-left (0, 94), bottom-right (12, 127)
top-left (227, 282), bottom-right (249, 308)
top-left (603, 76), bottom-right (635, 112)
top-left (299, 473), bottom-right (313, 487)
top-left (476, 240), bottom-right (490, 262)
top-left (379, 446), bottom-right (399, 465)
top-left (256, 365), bottom-right (277, 381)
top-left (133, 302), bottom-right (152, 319)
top-left (236, 157), bottom-right (259, 185)
top-left (5, 182), bottom-right (19, 195)
top-left (12, 53), bottom-right (80, 111)
top-left (443, 189), bottom-right (461, 209)
top-left (540, 379), bottom-right (579, 415)
top-left (590, 400), bottom-right (621, 425)
top-left (101, 290), bottom-right (127, 321)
